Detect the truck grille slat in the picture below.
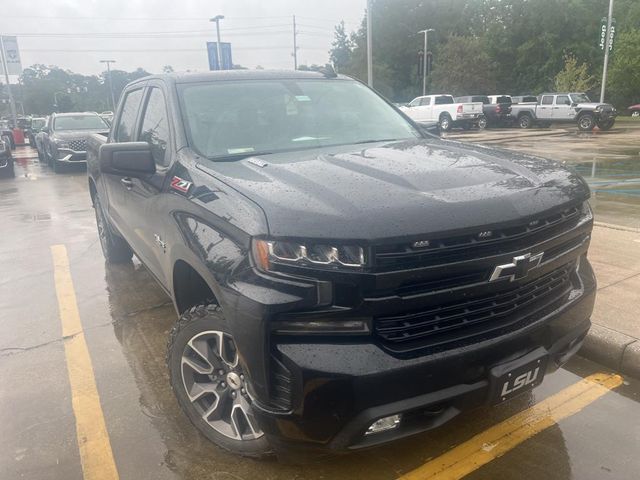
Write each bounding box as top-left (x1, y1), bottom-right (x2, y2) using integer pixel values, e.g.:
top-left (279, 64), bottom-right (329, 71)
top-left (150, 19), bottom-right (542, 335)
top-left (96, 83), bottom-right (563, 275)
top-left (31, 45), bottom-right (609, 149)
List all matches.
top-left (374, 263), bottom-right (574, 352)
top-left (68, 139), bottom-right (87, 151)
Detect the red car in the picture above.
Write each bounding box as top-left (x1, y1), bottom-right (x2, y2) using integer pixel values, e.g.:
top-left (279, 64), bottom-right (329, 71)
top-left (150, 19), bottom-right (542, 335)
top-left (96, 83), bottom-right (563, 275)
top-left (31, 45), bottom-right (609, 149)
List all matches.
top-left (629, 104), bottom-right (640, 117)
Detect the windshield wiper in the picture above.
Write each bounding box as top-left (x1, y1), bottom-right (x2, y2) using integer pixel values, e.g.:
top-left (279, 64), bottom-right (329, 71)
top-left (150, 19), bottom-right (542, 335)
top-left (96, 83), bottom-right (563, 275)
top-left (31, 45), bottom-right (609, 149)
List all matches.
top-left (353, 138), bottom-right (401, 145)
top-left (210, 151), bottom-right (273, 162)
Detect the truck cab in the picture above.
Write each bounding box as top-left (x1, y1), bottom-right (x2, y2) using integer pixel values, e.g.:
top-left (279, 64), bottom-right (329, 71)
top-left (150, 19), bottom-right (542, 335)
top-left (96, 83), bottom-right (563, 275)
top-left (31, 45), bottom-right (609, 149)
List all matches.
top-left (401, 94), bottom-right (483, 131)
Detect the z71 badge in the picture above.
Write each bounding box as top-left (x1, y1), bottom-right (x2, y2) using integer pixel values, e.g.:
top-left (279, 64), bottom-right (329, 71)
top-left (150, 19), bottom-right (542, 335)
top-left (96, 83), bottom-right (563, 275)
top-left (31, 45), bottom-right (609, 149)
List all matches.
top-left (170, 176), bottom-right (193, 194)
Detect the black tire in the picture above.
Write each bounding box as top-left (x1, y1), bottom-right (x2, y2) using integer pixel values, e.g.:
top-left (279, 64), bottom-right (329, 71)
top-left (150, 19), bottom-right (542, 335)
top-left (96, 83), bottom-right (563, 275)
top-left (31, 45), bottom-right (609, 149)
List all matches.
top-left (0, 159), bottom-right (14, 178)
top-left (477, 116), bottom-right (487, 130)
top-left (94, 196), bottom-right (133, 263)
top-left (518, 113), bottom-right (533, 129)
top-left (439, 114), bottom-right (453, 132)
top-left (631, 111), bottom-right (639, 118)
top-left (167, 304), bottom-right (272, 458)
top-left (597, 119), bottom-right (615, 131)
top-left (577, 113), bottom-right (595, 131)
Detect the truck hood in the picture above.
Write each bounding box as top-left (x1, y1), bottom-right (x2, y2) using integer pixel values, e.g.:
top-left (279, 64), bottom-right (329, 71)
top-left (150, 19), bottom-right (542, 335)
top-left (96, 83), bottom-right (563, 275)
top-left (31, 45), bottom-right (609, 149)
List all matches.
top-left (197, 139), bottom-right (589, 240)
top-left (576, 102), bottom-right (614, 109)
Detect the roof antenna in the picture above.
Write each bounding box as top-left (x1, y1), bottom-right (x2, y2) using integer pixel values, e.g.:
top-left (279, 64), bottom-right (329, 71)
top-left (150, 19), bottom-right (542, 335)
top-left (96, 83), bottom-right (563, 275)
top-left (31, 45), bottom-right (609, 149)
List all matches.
top-left (320, 64), bottom-right (337, 78)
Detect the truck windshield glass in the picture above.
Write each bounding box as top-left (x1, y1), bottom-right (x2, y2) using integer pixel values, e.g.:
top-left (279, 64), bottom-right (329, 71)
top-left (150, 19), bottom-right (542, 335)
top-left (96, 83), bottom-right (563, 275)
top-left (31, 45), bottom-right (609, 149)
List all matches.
top-left (570, 93), bottom-right (590, 103)
top-left (53, 115), bottom-right (109, 131)
top-left (178, 79), bottom-right (420, 159)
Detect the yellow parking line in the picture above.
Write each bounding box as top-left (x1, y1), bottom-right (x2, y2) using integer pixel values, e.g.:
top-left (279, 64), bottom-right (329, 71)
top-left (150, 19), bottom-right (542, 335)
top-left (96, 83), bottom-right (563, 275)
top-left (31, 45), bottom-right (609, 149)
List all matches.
top-left (51, 245), bottom-right (119, 480)
top-left (398, 372), bottom-right (623, 480)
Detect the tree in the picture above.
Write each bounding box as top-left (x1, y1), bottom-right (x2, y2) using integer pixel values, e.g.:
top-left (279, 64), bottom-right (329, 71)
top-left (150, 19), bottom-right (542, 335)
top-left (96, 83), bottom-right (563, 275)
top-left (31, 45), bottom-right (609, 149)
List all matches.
top-left (162, 65), bottom-right (174, 73)
top-left (431, 35), bottom-right (497, 95)
top-left (607, 29), bottom-right (640, 108)
top-left (554, 54), bottom-right (597, 92)
top-left (329, 21), bottom-right (354, 72)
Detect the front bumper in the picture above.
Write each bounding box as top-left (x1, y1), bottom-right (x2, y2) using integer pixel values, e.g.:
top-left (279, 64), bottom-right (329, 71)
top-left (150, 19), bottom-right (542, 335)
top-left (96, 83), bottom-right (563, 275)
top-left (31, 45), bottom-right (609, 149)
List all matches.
top-left (55, 149), bottom-right (87, 163)
top-left (252, 259), bottom-right (594, 459)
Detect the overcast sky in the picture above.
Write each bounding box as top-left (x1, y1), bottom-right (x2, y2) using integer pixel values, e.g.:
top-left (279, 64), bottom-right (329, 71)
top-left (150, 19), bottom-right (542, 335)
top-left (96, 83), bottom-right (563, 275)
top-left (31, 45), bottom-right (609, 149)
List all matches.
top-left (1, 0), bottom-right (366, 77)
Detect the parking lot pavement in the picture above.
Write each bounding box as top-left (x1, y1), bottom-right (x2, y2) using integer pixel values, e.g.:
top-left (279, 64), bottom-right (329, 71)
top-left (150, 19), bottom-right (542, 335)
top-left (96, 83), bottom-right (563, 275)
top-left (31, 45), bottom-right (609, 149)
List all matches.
top-left (1, 149), bottom-right (640, 480)
top-left (447, 120), bottom-right (640, 229)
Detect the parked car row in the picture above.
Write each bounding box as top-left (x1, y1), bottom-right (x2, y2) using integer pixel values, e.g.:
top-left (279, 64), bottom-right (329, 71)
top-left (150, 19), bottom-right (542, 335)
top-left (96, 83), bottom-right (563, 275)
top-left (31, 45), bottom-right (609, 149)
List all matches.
top-left (401, 92), bottom-right (619, 132)
top-left (0, 135), bottom-right (14, 178)
top-left (35, 112), bottom-right (110, 173)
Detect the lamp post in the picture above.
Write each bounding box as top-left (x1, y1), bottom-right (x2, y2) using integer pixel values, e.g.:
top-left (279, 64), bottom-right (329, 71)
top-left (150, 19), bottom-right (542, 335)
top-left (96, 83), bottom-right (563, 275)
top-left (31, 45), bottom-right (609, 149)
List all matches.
top-left (600, 0), bottom-right (614, 103)
top-left (366, 0), bottom-right (373, 87)
top-left (418, 29), bottom-right (434, 96)
top-left (100, 60), bottom-right (116, 111)
top-left (210, 15), bottom-right (225, 70)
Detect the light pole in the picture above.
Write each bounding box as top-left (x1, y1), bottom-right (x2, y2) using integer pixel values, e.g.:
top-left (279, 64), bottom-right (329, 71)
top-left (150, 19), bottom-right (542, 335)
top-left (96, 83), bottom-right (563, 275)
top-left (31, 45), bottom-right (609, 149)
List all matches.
top-left (418, 29), bottom-right (434, 96)
top-left (366, 0), bottom-right (373, 87)
top-left (210, 15), bottom-right (225, 70)
top-left (100, 60), bottom-right (116, 111)
top-left (600, 0), bottom-right (614, 103)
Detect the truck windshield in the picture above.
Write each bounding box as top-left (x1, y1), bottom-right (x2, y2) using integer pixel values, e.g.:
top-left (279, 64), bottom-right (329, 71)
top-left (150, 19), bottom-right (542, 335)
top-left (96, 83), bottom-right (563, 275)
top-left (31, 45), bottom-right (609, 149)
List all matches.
top-left (53, 115), bottom-right (109, 131)
top-left (178, 79), bottom-right (421, 159)
top-left (570, 93), bottom-right (591, 103)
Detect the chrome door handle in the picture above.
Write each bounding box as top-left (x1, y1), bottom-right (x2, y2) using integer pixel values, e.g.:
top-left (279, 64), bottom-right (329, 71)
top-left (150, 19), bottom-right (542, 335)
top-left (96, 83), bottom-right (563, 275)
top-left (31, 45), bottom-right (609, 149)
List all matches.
top-left (120, 177), bottom-right (134, 189)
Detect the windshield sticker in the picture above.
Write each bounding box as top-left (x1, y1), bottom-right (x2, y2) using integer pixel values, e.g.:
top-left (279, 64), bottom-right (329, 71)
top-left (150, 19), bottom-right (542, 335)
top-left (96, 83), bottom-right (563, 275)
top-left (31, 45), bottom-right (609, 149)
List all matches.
top-left (170, 176), bottom-right (193, 194)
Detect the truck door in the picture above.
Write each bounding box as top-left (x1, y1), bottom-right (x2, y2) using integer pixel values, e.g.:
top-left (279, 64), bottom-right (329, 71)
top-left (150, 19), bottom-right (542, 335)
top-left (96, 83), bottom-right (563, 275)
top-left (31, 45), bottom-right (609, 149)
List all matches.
top-left (553, 94), bottom-right (574, 120)
top-left (104, 86), bottom-right (145, 240)
top-left (537, 95), bottom-right (554, 119)
top-left (119, 83), bottom-right (173, 284)
top-left (407, 96), bottom-right (430, 122)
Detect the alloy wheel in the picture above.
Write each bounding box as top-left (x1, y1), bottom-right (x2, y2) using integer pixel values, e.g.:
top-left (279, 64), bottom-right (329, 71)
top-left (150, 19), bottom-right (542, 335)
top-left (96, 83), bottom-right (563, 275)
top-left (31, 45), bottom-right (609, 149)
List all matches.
top-left (180, 330), bottom-right (263, 441)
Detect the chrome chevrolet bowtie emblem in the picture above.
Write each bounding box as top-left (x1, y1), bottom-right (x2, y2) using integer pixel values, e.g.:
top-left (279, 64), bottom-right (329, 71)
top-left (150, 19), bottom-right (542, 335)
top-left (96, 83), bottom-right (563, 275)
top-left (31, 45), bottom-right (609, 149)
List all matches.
top-left (489, 252), bottom-right (544, 282)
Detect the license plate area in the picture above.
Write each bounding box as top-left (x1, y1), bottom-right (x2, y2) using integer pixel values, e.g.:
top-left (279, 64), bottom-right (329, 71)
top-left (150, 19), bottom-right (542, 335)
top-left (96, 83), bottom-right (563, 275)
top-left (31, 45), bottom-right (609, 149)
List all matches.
top-left (489, 348), bottom-right (548, 405)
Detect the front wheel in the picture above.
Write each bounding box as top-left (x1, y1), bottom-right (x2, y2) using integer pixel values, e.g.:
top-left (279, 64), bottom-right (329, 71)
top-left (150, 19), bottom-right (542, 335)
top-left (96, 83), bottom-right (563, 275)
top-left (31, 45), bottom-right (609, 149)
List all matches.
top-left (577, 113), bottom-right (595, 131)
top-left (167, 304), bottom-right (272, 458)
top-left (477, 116), bottom-right (487, 130)
top-left (631, 111), bottom-right (639, 118)
top-left (94, 196), bottom-right (132, 263)
top-left (597, 119), bottom-right (615, 131)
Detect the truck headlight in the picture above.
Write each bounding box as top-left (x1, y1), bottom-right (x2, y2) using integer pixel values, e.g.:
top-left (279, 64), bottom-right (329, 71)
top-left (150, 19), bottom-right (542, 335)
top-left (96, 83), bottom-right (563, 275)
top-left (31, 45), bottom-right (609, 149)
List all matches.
top-left (594, 106), bottom-right (602, 112)
top-left (252, 239), bottom-right (365, 271)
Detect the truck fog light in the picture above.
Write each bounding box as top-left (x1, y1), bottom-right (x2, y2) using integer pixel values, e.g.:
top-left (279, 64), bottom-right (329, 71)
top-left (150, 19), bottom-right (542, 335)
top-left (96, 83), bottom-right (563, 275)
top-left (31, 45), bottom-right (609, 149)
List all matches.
top-left (365, 414), bottom-right (401, 435)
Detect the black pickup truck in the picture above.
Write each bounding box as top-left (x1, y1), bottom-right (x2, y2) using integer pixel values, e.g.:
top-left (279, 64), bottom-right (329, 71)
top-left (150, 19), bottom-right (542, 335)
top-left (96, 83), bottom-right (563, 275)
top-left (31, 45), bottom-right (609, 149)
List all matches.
top-left (456, 95), bottom-right (512, 128)
top-left (87, 71), bottom-right (596, 461)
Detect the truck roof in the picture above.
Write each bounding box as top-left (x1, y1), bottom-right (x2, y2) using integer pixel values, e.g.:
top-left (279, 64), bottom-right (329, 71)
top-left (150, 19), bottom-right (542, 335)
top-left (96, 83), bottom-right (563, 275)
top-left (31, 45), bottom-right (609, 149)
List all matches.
top-left (129, 70), bottom-right (353, 86)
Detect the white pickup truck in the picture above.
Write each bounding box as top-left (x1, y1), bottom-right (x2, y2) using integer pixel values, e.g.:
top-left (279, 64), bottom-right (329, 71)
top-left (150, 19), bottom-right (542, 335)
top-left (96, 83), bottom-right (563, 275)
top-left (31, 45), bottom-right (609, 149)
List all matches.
top-left (400, 94), bottom-right (483, 131)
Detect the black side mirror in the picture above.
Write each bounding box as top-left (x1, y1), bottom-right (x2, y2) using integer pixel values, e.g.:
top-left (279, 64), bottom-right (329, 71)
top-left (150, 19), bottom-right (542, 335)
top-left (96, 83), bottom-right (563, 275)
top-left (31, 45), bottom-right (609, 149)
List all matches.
top-left (99, 142), bottom-right (155, 177)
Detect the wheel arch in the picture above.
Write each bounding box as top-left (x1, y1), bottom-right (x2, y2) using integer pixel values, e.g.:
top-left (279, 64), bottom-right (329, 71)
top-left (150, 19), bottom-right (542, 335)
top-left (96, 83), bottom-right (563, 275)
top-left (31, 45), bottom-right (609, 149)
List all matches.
top-left (169, 245), bottom-right (224, 315)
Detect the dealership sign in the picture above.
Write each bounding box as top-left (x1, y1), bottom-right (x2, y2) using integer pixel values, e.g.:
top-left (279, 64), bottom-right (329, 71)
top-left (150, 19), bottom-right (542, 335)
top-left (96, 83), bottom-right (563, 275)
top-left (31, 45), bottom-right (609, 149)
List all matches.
top-left (599, 17), bottom-right (616, 51)
top-left (206, 42), bottom-right (233, 71)
top-left (0, 36), bottom-right (22, 76)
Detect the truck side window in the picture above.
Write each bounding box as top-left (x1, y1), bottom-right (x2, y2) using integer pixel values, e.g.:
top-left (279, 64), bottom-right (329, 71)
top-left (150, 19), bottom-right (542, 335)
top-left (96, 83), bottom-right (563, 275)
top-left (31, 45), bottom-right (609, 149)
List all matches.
top-left (139, 88), bottom-right (170, 167)
top-left (420, 97), bottom-right (431, 106)
top-left (115, 89), bottom-right (144, 142)
top-left (556, 95), bottom-right (570, 106)
top-left (541, 96), bottom-right (554, 105)
top-left (408, 98), bottom-right (422, 107)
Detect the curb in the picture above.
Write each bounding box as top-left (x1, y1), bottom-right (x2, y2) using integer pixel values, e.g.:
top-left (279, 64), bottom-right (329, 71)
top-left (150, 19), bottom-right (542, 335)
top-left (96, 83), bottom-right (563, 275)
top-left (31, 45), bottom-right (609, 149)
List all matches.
top-left (593, 221), bottom-right (640, 233)
top-left (579, 323), bottom-right (640, 379)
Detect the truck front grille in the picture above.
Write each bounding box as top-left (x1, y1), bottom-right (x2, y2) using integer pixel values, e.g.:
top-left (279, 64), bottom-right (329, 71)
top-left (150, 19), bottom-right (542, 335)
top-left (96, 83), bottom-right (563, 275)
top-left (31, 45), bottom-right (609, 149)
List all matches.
top-left (374, 262), bottom-right (574, 354)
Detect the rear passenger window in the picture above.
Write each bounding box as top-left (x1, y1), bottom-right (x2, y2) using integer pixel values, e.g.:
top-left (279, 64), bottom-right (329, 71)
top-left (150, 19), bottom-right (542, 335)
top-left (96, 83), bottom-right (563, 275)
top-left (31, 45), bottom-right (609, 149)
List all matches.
top-left (556, 95), bottom-right (570, 105)
top-left (541, 96), bottom-right (554, 105)
top-left (115, 89), bottom-right (144, 142)
top-left (139, 88), bottom-right (170, 167)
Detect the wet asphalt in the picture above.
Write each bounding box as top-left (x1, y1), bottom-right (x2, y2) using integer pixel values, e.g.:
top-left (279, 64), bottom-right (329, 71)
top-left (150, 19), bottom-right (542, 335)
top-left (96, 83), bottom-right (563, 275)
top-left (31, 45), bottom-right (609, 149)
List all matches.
top-left (1, 140), bottom-right (639, 480)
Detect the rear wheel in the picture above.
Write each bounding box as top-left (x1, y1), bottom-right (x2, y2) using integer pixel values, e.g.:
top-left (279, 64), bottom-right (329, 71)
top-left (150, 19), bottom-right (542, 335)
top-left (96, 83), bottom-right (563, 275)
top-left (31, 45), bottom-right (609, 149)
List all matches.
top-left (94, 196), bottom-right (132, 263)
top-left (477, 116), bottom-right (487, 130)
top-left (631, 111), bottom-right (639, 118)
top-left (518, 113), bottom-right (533, 129)
top-left (577, 113), bottom-right (595, 131)
top-left (167, 304), bottom-right (272, 458)
top-left (439, 114), bottom-right (452, 132)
